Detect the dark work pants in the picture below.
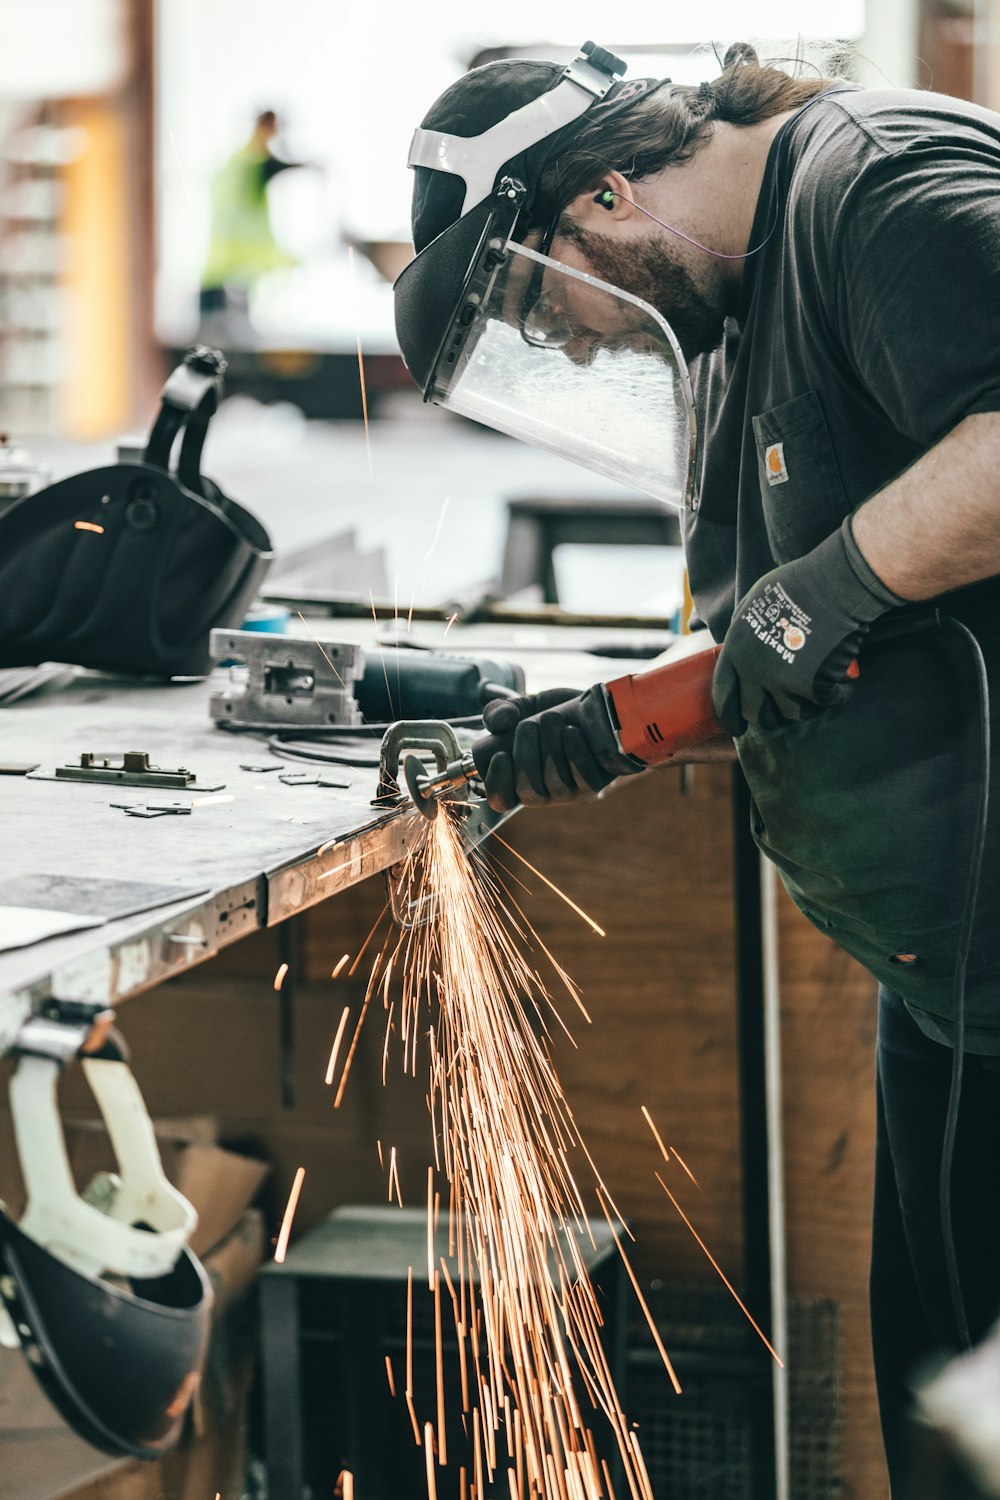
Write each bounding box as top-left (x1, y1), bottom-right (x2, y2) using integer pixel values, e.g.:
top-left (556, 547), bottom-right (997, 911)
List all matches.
top-left (871, 986), bottom-right (1000, 1496)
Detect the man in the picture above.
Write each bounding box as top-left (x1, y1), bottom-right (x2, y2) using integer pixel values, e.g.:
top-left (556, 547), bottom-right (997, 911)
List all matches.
top-left (200, 109), bottom-right (303, 328)
top-left (394, 41), bottom-right (1000, 1495)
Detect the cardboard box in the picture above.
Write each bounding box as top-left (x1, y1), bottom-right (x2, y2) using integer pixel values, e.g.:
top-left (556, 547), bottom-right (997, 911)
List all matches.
top-left (176, 1145), bottom-right (269, 1260)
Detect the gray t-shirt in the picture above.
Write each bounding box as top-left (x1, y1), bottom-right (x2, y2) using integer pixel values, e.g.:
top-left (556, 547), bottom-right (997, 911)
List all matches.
top-left (682, 87), bottom-right (1000, 1047)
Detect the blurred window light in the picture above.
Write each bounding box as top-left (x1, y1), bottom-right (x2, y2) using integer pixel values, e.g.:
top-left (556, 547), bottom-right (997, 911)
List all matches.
top-left (155, 0), bottom-right (867, 347)
top-left (0, 0), bottom-right (126, 100)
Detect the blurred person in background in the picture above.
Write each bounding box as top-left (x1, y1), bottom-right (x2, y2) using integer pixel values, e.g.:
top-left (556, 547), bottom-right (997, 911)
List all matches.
top-left (199, 108), bottom-right (304, 336)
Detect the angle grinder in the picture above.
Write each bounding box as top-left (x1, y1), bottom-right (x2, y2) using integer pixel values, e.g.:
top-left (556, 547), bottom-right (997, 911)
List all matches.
top-left (403, 645), bottom-right (726, 819)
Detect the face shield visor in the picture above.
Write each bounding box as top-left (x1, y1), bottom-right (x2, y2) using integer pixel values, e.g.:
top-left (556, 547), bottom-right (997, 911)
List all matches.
top-left (395, 205), bottom-right (698, 510)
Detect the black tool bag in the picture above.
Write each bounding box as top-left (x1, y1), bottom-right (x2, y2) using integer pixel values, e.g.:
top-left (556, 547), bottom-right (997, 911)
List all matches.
top-left (0, 348), bottom-right (273, 677)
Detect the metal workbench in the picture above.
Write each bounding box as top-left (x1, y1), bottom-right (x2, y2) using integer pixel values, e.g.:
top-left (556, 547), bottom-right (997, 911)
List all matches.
top-left (0, 624), bottom-right (639, 1050)
top-left (0, 665), bottom-right (440, 1052)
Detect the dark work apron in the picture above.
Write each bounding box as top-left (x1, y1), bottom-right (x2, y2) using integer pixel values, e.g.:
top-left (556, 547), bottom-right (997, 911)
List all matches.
top-left (736, 606), bottom-right (1000, 1050)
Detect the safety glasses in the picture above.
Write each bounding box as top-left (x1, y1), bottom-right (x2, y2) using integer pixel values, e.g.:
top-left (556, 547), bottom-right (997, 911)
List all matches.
top-left (518, 214), bottom-right (575, 348)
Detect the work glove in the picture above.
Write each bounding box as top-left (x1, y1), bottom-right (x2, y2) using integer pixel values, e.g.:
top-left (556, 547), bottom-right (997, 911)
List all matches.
top-left (478, 686), bottom-right (645, 812)
top-left (712, 516), bottom-right (904, 736)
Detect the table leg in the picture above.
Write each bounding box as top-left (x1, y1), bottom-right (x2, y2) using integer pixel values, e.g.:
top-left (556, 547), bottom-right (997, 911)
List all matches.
top-left (261, 1277), bottom-right (305, 1500)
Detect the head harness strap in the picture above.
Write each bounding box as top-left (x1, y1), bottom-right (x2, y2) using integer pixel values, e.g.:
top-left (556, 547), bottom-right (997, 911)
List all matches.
top-left (407, 47), bottom-right (624, 218)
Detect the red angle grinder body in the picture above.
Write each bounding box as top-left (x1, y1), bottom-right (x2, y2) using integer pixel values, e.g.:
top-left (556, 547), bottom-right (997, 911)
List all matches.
top-left (603, 644), bottom-right (722, 764)
top-left (403, 644), bottom-right (862, 816)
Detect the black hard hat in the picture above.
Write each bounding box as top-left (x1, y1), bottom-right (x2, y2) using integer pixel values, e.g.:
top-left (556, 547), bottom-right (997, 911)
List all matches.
top-left (0, 1210), bottom-right (213, 1459)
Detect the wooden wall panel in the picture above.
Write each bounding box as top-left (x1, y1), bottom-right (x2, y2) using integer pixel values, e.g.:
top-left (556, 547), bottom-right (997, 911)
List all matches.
top-left (777, 894), bottom-right (883, 1499)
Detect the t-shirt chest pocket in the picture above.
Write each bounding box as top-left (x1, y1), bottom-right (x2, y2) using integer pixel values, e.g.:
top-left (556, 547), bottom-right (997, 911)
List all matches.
top-left (752, 391), bottom-right (850, 564)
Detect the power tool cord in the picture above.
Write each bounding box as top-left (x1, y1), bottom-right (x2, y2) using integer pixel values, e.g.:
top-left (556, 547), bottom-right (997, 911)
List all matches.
top-left (938, 613), bottom-right (991, 1351)
top-left (217, 715), bottom-right (486, 769)
top-left (269, 718), bottom-right (487, 768)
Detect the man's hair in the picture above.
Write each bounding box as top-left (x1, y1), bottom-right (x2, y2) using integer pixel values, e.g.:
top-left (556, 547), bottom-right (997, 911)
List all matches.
top-left (530, 42), bottom-right (837, 229)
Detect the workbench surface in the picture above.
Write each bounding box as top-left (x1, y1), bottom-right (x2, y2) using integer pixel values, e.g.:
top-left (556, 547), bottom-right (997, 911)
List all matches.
top-left (0, 623), bottom-right (660, 1050)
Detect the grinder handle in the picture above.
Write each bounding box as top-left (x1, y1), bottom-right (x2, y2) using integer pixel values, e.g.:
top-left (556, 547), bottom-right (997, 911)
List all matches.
top-left (606, 646), bottom-right (861, 764)
top-left (605, 647), bottom-right (723, 765)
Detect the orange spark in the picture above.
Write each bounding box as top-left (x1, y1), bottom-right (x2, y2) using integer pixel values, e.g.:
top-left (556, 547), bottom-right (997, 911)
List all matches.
top-left (294, 612), bottom-right (352, 690)
top-left (274, 1167), bottom-right (305, 1263)
top-left (640, 1106), bottom-right (670, 1166)
top-left (325, 1006), bottom-right (351, 1085)
top-left (670, 1144), bottom-right (700, 1188)
top-left (435, 1270), bottom-right (448, 1464)
top-left (273, 962), bottom-right (289, 992)
top-left (385, 1354), bottom-right (397, 1397)
top-left (656, 1172), bottom-right (782, 1364)
top-left (73, 520), bottom-right (104, 534)
top-left (331, 952), bottom-right (351, 979)
top-left (427, 1166), bottom-right (435, 1290)
top-left (606, 1218), bottom-right (682, 1394)
top-left (370, 590), bottom-right (396, 718)
top-left (347, 247), bottom-right (373, 477)
top-left (492, 834), bottom-right (606, 936)
top-left (424, 495), bottom-right (451, 562)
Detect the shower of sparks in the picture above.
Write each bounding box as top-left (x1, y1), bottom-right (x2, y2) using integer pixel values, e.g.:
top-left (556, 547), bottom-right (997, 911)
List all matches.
top-left (347, 246), bottom-right (373, 476)
top-left (73, 520), bottom-right (104, 534)
top-left (340, 807), bottom-right (676, 1500)
top-left (273, 962), bottom-right (289, 992)
top-left (656, 1172), bottom-right (783, 1365)
top-left (274, 1167), bottom-right (305, 1263)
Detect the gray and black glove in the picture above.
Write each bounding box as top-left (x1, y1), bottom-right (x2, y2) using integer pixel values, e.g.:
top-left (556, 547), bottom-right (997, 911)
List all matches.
top-left (478, 685), bottom-right (645, 812)
top-left (711, 516), bottom-right (904, 736)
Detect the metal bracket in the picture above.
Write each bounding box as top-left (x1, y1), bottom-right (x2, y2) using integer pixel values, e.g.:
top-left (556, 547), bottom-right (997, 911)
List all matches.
top-left (110, 801), bottom-right (194, 818)
top-left (377, 720), bottom-right (515, 928)
top-left (53, 751), bottom-right (219, 790)
top-left (209, 628), bottom-right (364, 729)
top-left (12, 998), bottom-right (115, 1064)
top-left (378, 721), bottom-right (463, 929)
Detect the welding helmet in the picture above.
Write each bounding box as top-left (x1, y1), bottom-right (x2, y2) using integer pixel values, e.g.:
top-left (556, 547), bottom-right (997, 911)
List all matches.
top-left (0, 1007), bottom-right (213, 1459)
top-left (394, 43), bottom-right (698, 509)
top-left (0, 347), bottom-right (274, 678)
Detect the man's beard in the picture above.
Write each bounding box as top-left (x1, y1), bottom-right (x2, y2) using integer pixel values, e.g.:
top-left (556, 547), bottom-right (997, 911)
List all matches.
top-left (559, 223), bottom-right (728, 360)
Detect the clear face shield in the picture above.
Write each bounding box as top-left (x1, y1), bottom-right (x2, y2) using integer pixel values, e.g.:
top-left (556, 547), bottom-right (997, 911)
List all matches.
top-left (423, 236), bottom-right (698, 510)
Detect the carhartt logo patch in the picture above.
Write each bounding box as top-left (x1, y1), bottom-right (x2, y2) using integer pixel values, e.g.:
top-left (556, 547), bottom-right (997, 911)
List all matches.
top-left (765, 442), bottom-right (789, 486)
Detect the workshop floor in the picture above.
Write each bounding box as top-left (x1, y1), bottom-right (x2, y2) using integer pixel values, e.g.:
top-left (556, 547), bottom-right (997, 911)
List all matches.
top-left (32, 395), bottom-right (672, 618)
